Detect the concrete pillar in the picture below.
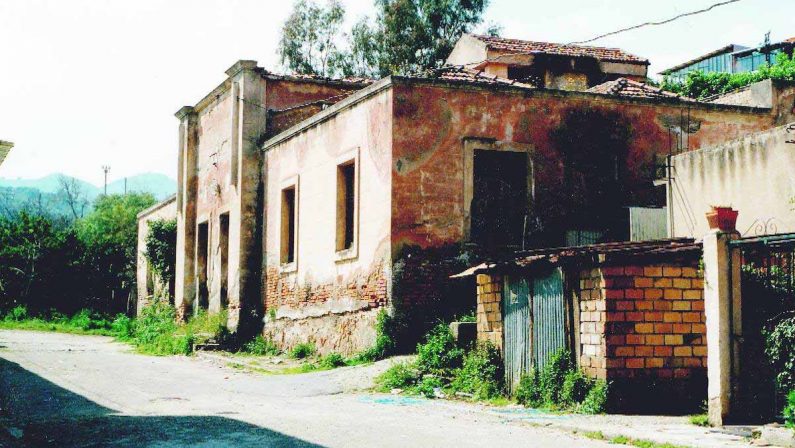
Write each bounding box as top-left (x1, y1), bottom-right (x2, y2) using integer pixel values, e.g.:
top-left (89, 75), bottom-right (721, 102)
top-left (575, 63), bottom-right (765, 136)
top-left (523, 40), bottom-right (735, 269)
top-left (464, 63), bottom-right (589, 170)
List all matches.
top-left (174, 106), bottom-right (198, 321)
top-left (224, 60), bottom-right (265, 337)
top-left (703, 228), bottom-right (741, 426)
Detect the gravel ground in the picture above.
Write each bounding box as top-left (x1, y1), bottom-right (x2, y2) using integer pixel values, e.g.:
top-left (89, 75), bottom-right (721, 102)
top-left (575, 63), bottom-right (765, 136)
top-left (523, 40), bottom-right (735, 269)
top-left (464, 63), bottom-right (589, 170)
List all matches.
top-left (0, 329), bottom-right (619, 448)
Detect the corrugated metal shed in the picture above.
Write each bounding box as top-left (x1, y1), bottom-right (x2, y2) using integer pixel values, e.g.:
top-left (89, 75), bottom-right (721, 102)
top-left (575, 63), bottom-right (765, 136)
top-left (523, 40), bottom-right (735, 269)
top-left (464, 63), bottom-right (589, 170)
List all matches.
top-left (629, 207), bottom-right (668, 241)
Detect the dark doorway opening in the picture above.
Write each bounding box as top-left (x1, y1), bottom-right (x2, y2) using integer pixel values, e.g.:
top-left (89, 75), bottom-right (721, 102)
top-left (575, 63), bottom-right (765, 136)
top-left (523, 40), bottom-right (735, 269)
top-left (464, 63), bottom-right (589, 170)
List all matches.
top-left (196, 221), bottom-right (209, 311)
top-left (471, 150), bottom-right (529, 248)
top-left (219, 213), bottom-right (229, 309)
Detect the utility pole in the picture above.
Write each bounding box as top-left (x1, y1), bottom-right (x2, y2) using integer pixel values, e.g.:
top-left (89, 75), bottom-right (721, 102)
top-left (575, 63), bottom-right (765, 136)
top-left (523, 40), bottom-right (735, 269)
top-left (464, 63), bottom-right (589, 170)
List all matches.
top-left (102, 165), bottom-right (111, 195)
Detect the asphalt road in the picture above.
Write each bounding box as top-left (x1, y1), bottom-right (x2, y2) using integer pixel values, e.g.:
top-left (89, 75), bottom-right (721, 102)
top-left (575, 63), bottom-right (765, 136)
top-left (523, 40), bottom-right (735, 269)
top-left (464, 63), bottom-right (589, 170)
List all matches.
top-left (0, 330), bottom-right (615, 447)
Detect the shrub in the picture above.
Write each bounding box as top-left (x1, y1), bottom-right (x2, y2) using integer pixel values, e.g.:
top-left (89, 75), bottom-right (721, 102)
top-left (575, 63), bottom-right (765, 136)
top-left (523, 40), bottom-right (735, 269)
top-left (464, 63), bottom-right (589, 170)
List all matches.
top-left (133, 302), bottom-right (177, 346)
top-left (561, 369), bottom-right (592, 406)
top-left (375, 362), bottom-right (419, 391)
top-left (539, 349), bottom-right (572, 406)
top-left (784, 390), bottom-right (795, 429)
top-left (579, 379), bottom-right (609, 414)
top-left (765, 316), bottom-right (795, 394)
top-left (5, 305), bottom-right (28, 322)
top-left (515, 370), bottom-right (543, 407)
top-left (243, 335), bottom-right (280, 356)
top-left (290, 342), bottom-right (316, 359)
top-left (416, 376), bottom-right (444, 398)
top-left (450, 342), bottom-right (503, 399)
top-left (111, 314), bottom-right (134, 339)
top-left (319, 352), bottom-right (346, 369)
top-left (416, 323), bottom-right (464, 375)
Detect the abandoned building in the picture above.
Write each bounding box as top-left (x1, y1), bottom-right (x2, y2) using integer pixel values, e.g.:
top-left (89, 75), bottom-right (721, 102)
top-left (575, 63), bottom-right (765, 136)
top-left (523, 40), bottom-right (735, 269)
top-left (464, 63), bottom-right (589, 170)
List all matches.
top-left (137, 34), bottom-right (795, 357)
top-left (446, 34), bottom-right (649, 90)
top-left (136, 195), bottom-right (177, 315)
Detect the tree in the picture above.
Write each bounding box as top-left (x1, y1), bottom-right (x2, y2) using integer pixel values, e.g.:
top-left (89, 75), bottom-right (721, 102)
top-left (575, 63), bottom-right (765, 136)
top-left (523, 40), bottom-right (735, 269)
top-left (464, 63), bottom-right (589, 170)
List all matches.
top-left (278, 0), bottom-right (346, 77)
top-left (354, 0), bottom-right (491, 76)
top-left (57, 175), bottom-right (89, 221)
top-left (76, 193), bottom-right (156, 313)
top-left (279, 0), bottom-right (493, 78)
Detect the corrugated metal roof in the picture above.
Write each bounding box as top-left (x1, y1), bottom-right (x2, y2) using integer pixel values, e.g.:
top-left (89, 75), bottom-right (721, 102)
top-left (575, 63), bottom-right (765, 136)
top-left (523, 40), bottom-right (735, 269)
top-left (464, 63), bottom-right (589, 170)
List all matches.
top-left (454, 238), bottom-right (702, 277)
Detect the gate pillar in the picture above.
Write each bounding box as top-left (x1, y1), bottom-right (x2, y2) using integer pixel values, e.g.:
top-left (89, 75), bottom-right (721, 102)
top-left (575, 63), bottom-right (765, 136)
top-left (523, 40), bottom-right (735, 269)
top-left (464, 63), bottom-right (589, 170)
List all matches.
top-left (703, 228), bottom-right (741, 426)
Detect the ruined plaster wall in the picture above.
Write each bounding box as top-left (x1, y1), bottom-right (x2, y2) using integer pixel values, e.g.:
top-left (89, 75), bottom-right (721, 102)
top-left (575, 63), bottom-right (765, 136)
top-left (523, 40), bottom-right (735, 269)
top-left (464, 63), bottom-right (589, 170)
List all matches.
top-left (136, 197), bottom-right (177, 315)
top-left (268, 104), bottom-right (327, 136)
top-left (265, 78), bottom-right (362, 112)
top-left (389, 80), bottom-right (773, 302)
top-left (671, 123), bottom-right (795, 238)
top-left (475, 273), bottom-right (503, 350)
top-left (262, 88), bottom-right (393, 355)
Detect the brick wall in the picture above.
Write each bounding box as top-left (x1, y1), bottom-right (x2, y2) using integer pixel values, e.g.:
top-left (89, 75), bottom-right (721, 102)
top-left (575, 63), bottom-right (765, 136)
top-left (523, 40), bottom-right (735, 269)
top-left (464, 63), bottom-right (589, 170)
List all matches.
top-left (579, 260), bottom-right (706, 412)
top-left (476, 274), bottom-right (503, 350)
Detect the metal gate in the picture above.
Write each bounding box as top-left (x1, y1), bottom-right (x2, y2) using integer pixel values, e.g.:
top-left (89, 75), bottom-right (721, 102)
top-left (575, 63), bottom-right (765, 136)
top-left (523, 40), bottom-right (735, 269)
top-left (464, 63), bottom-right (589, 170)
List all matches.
top-left (503, 269), bottom-right (566, 391)
top-left (503, 276), bottom-right (530, 391)
top-left (730, 233), bottom-right (795, 422)
top-left (532, 268), bottom-right (566, 371)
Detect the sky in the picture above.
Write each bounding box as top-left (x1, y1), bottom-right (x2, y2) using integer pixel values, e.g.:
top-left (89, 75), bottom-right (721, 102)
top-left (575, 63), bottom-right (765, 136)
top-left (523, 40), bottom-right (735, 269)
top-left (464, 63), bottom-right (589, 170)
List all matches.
top-left (0, 0), bottom-right (790, 185)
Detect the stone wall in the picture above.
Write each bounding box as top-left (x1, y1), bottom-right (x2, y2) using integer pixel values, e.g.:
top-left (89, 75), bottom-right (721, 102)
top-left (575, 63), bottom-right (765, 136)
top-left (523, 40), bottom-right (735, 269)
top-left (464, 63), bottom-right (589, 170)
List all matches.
top-left (475, 273), bottom-right (503, 350)
top-left (578, 267), bottom-right (607, 379)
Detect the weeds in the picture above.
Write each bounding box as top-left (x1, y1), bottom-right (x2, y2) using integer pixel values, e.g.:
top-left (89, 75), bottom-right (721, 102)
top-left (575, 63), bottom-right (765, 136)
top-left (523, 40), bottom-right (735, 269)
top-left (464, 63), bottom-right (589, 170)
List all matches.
top-left (289, 342), bottom-right (316, 359)
top-left (241, 335), bottom-right (280, 356)
top-left (688, 414), bottom-right (709, 427)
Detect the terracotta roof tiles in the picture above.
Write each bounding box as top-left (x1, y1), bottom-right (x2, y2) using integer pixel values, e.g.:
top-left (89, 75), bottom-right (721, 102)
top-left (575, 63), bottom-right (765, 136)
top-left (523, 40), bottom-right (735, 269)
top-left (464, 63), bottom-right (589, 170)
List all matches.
top-left (471, 34), bottom-right (649, 65)
top-left (587, 78), bottom-right (693, 101)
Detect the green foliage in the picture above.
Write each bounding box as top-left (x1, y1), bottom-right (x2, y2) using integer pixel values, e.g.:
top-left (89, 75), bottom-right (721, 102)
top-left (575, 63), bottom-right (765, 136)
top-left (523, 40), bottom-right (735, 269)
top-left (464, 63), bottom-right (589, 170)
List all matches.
top-left (579, 379), bottom-right (609, 414)
top-left (242, 335), bottom-right (280, 356)
top-left (765, 315), bottom-right (795, 394)
top-left (4, 305), bottom-right (28, 321)
top-left (454, 311), bottom-right (476, 323)
top-left (111, 314), bottom-right (135, 340)
top-left (416, 323), bottom-right (464, 375)
top-left (352, 309), bottom-right (399, 363)
top-left (661, 53), bottom-right (795, 100)
top-left (539, 349), bottom-right (572, 405)
top-left (560, 369), bottom-right (591, 407)
top-left (514, 349), bottom-right (608, 413)
top-left (278, 0), bottom-right (347, 77)
top-left (279, 0), bottom-right (492, 78)
top-left (76, 193), bottom-right (156, 313)
top-left (688, 414), bottom-right (709, 427)
top-left (375, 361), bottom-right (420, 390)
top-left (449, 342), bottom-right (503, 399)
top-left (290, 342), bottom-right (317, 359)
top-left (0, 212), bottom-right (84, 315)
top-left (416, 375), bottom-right (444, 398)
top-left (319, 352), bottom-right (346, 369)
top-left (144, 218), bottom-right (177, 294)
top-left (784, 390), bottom-right (795, 429)
top-left (515, 370), bottom-right (543, 407)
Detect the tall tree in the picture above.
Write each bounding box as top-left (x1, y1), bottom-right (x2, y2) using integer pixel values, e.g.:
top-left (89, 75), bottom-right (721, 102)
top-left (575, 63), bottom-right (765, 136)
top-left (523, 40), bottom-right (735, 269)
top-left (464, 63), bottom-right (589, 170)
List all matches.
top-left (278, 0), bottom-right (346, 77)
top-left (355, 0), bottom-right (491, 76)
top-left (57, 175), bottom-right (89, 221)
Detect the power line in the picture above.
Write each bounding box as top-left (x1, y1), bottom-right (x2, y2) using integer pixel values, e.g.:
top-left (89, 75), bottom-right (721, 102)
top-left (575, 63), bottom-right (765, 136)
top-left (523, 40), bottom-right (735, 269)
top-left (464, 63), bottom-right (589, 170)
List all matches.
top-left (568, 0), bottom-right (743, 45)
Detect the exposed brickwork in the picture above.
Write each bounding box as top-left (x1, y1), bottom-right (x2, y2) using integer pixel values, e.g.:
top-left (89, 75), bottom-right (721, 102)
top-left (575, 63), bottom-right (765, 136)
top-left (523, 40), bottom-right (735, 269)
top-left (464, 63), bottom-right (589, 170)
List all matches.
top-left (579, 268), bottom-right (607, 379)
top-left (578, 262), bottom-right (706, 382)
top-left (476, 274), bottom-right (503, 350)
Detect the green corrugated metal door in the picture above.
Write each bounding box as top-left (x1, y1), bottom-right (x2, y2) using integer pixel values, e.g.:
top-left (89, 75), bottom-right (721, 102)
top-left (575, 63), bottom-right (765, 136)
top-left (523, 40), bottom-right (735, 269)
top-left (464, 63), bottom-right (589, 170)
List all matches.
top-left (503, 275), bottom-right (530, 392)
top-left (532, 268), bottom-right (566, 371)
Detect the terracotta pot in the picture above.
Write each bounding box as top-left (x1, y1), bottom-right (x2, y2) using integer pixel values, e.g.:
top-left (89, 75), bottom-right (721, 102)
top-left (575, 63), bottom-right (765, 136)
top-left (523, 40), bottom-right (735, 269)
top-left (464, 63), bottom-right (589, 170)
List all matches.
top-left (706, 207), bottom-right (738, 232)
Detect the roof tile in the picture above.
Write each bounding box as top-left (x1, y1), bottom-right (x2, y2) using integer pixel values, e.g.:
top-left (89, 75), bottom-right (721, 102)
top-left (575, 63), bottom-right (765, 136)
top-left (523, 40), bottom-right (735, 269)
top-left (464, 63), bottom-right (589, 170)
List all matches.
top-left (472, 34), bottom-right (649, 65)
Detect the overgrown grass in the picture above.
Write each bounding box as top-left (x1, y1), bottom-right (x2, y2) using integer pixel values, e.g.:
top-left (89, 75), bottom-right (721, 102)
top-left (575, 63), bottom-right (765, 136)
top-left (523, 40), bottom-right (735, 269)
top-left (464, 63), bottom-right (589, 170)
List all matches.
top-left (688, 414), bottom-right (709, 427)
top-left (0, 305), bottom-right (120, 336)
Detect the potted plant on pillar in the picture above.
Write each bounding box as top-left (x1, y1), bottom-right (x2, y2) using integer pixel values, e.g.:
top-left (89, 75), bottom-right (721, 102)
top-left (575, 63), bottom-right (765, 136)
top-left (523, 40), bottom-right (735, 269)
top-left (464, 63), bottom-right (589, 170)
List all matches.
top-left (706, 205), bottom-right (739, 232)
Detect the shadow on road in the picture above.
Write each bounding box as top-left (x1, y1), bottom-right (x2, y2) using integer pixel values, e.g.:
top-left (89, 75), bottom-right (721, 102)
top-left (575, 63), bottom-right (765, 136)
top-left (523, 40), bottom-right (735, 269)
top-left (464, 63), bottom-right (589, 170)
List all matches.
top-left (0, 357), bottom-right (324, 447)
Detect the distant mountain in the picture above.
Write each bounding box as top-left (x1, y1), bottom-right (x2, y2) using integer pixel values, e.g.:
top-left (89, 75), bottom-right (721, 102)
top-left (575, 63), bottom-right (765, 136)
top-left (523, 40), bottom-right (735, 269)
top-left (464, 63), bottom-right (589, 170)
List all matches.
top-left (105, 173), bottom-right (176, 200)
top-left (0, 173), bottom-right (176, 219)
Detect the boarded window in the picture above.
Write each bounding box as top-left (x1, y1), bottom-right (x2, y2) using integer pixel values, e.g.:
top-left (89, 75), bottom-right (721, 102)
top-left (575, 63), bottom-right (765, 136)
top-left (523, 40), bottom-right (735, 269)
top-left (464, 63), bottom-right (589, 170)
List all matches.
top-left (281, 186), bottom-right (296, 264)
top-left (336, 161), bottom-right (356, 252)
top-left (471, 150), bottom-right (529, 247)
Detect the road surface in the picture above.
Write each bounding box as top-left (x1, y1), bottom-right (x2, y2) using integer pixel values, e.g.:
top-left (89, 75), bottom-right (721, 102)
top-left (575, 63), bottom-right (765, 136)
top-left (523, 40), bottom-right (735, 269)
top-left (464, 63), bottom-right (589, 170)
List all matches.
top-left (0, 329), bottom-right (616, 447)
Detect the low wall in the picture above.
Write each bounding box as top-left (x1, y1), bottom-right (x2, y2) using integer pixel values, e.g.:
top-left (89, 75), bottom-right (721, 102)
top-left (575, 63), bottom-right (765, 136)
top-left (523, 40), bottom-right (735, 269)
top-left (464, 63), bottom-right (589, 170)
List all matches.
top-left (475, 274), bottom-right (503, 351)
